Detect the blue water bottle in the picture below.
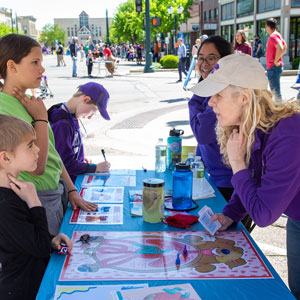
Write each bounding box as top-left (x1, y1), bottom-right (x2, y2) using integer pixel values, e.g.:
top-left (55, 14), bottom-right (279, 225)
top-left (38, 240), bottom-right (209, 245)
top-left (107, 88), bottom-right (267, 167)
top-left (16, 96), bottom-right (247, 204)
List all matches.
top-left (172, 163), bottom-right (192, 209)
top-left (167, 128), bottom-right (184, 170)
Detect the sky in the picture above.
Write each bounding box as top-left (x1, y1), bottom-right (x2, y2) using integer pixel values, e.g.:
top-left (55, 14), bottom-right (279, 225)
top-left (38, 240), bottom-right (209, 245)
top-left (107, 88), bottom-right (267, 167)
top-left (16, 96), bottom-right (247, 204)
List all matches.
top-left (1, 0), bottom-right (126, 30)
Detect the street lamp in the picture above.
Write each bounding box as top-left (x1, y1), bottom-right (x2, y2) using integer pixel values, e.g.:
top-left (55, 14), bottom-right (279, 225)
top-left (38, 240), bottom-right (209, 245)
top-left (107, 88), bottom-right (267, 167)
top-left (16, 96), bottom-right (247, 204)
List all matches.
top-left (168, 4), bottom-right (183, 54)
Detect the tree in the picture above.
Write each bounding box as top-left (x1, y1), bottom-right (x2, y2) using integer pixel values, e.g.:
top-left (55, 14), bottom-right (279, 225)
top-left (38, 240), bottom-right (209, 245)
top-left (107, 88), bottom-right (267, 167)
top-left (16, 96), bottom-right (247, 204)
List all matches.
top-left (109, 0), bottom-right (194, 44)
top-left (39, 24), bottom-right (66, 46)
top-left (0, 24), bottom-right (12, 37)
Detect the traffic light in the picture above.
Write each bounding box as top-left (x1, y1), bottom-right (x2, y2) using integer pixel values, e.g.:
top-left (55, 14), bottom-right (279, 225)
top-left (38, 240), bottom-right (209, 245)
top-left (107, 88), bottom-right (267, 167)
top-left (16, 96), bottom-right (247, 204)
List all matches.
top-left (152, 17), bottom-right (161, 27)
top-left (136, 0), bottom-right (142, 13)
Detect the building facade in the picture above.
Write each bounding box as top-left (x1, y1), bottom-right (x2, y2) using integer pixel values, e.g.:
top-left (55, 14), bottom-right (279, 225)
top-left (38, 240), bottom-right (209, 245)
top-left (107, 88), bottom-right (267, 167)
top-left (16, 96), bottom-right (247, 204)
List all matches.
top-left (219, 0), bottom-right (300, 63)
top-left (18, 16), bottom-right (38, 40)
top-left (180, 0), bottom-right (219, 50)
top-left (54, 11), bottom-right (112, 46)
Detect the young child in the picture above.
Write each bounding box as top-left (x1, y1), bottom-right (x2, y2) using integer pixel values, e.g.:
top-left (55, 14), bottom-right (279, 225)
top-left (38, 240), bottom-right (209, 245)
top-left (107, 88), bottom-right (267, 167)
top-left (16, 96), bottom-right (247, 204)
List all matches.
top-left (0, 114), bottom-right (72, 300)
top-left (0, 34), bottom-right (97, 236)
top-left (86, 50), bottom-right (94, 78)
top-left (48, 82), bottom-right (111, 183)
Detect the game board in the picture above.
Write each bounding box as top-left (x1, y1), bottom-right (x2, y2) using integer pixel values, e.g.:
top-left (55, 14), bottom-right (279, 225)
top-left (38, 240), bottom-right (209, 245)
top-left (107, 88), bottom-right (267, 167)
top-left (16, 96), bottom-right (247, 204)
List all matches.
top-left (80, 187), bottom-right (124, 203)
top-left (59, 231), bottom-right (273, 281)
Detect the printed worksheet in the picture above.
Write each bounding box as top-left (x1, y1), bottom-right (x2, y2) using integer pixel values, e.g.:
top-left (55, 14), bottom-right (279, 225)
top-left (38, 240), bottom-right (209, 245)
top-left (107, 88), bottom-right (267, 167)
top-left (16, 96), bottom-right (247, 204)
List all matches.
top-left (70, 204), bottom-right (123, 225)
top-left (80, 187), bottom-right (124, 203)
top-left (82, 174), bottom-right (136, 187)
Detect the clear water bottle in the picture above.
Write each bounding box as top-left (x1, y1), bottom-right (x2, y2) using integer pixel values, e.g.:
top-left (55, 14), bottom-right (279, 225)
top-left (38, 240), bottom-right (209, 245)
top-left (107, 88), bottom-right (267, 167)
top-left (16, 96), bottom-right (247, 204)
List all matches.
top-left (192, 156), bottom-right (205, 198)
top-left (192, 156), bottom-right (205, 178)
top-left (172, 163), bottom-right (192, 209)
top-left (155, 138), bottom-right (167, 173)
top-left (185, 152), bottom-right (195, 168)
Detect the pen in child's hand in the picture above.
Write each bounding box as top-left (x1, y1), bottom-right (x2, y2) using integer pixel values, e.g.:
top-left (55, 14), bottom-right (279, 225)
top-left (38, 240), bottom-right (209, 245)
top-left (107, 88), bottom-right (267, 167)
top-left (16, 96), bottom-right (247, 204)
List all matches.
top-left (101, 149), bottom-right (107, 161)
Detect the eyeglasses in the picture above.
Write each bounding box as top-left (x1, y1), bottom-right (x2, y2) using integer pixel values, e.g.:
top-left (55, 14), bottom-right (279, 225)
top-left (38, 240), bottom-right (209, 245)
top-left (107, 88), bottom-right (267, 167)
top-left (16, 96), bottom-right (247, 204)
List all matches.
top-left (197, 55), bottom-right (220, 65)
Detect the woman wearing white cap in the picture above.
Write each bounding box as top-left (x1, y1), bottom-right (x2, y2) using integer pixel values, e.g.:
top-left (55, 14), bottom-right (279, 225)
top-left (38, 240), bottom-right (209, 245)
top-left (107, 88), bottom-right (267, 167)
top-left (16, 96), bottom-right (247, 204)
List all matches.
top-left (191, 52), bottom-right (300, 299)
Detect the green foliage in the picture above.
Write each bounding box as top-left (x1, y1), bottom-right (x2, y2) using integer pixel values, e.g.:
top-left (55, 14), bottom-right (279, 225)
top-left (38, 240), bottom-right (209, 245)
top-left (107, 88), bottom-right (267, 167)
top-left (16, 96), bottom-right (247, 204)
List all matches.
top-left (110, 0), bottom-right (194, 44)
top-left (0, 24), bottom-right (12, 37)
top-left (292, 57), bottom-right (300, 70)
top-left (160, 54), bottom-right (178, 68)
top-left (152, 62), bottom-right (162, 69)
top-left (39, 24), bottom-right (66, 46)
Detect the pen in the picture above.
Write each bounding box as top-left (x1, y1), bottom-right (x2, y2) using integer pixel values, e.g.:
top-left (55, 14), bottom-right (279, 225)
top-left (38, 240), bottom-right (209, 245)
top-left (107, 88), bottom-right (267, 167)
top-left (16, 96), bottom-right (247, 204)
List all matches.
top-left (101, 149), bottom-right (107, 161)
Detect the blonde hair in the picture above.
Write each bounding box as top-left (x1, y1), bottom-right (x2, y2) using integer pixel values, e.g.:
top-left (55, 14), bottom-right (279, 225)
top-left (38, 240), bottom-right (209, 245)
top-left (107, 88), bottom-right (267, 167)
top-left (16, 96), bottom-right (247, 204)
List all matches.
top-left (217, 86), bottom-right (300, 166)
top-left (0, 114), bottom-right (35, 153)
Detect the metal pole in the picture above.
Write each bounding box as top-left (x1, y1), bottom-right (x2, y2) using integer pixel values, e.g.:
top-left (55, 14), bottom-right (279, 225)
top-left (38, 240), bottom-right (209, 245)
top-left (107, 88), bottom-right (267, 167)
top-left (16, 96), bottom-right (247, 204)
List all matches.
top-left (174, 15), bottom-right (177, 55)
top-left (144, 0), bottom-right (155, 73)
top-left (106, 9), bottom-right (110, 45)
top-left (10, 10), bottom-right (14, 33)
top-left (15, 12), bottom-right (18, 34)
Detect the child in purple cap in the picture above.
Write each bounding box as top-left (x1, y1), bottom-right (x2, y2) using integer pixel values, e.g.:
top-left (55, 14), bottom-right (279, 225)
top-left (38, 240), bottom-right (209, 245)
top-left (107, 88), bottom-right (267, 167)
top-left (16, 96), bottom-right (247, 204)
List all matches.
top-left (48, 82), bottom-right (111, 183)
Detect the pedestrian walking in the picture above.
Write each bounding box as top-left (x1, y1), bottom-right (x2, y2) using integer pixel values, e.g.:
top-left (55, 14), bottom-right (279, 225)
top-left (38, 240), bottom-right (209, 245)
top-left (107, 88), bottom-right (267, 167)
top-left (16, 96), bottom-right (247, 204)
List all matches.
top-left (70, 37), bottom-right (79, 77)
top-left (177, 38), bottom-right (187, 82)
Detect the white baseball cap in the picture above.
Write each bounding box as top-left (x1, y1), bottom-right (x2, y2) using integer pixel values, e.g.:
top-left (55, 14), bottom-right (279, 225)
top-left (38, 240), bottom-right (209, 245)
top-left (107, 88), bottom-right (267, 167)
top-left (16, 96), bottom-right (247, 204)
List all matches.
top-left (190, 53), bottom-right (269, 97)
top-left (200, 34), bottom-right (208, 40)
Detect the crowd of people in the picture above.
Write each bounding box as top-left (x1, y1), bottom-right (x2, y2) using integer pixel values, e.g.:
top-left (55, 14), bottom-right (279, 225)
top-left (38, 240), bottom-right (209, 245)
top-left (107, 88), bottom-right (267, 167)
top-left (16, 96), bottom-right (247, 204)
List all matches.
top-left (0, 16), bottom-right (298, 300)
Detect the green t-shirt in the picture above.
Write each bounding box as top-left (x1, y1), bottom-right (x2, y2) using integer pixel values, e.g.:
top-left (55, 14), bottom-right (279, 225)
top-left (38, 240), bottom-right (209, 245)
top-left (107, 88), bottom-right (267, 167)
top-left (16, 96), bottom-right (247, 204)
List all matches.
top-left (0, 92), bottom-right (63, 191)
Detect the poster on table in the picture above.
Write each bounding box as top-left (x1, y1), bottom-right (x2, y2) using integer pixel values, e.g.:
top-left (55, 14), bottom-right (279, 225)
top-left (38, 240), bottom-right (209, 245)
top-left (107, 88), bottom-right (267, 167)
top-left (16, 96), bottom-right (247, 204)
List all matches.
top-left (54, 284), bottom-right (148, 300)
top-left (70, 204), bottom-right (123, 225)
top-left (80, 186), bottom-right (124, 203)
top-left (82, 174), bottom-right (136, 187)
top-left (59, 230), bottom-right (273, 281)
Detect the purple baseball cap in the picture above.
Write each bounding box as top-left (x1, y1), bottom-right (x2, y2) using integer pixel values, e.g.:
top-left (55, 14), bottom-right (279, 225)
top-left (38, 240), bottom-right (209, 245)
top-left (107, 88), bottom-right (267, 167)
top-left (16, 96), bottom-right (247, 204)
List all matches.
top-left (79, 82), bottom-right (110, 120)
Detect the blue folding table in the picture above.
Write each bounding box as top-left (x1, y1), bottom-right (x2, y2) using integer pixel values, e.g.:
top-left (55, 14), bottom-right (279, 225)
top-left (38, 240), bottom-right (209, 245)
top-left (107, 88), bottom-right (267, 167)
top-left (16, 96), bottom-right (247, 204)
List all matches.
top-left (36, 170), bottom-right (295, 300)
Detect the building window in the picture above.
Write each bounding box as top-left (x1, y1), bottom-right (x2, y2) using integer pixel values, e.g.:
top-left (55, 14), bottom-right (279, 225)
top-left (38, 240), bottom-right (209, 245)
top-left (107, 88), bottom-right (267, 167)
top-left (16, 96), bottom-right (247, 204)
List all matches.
top-left (209, 9), bottom-right (213, 20)
top-left (79, 15), bottom-right (89, 28)
top-left (23, 26), bottom-right (27, 34)
top-left (204, 11), bottom-right (207, 21)
top-left (67, 27), bottom-right (70, 37)
top-left (214, 8), bottom-right (218, 19)
top-left (292, 0), bottom-right (300, 7)
top-left (99, 27), bottom-right (101, 36)
top-left (71, 28), bottom-right (74, 37)
top-left (257, 0), bottom-right (281, 12)
top-left (221, 2), bottom-right (234, 21)
top-left (237, 0), bottom-right (254, 17)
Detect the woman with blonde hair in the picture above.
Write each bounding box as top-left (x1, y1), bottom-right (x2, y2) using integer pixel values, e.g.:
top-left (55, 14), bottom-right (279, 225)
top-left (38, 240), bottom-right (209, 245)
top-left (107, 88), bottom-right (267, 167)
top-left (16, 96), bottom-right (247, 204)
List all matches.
top-left (234, 30), bottom-right (252, 56)
top-left (191, 53), bottom-right (300, 299)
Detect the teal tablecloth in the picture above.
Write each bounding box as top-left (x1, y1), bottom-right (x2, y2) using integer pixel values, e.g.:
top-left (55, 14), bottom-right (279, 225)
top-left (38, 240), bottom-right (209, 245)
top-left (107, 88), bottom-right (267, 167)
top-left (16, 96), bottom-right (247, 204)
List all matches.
top-left (36, 170), bottom-right (295, 300)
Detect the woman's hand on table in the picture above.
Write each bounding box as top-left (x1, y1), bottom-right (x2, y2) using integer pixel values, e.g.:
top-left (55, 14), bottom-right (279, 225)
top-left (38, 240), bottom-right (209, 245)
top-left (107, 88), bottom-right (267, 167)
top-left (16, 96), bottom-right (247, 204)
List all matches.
top-left (210, 213), bottom-right (234, 235)
top-left (68, 191), bottom-right (98, 211)
top-left (51, 233), bottom-right (73, 252)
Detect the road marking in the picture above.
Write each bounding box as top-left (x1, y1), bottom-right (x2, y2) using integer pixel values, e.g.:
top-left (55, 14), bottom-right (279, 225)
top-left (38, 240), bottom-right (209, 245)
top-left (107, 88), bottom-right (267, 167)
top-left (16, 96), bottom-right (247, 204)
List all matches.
top-left (256, 242), bottom-right (286, 256)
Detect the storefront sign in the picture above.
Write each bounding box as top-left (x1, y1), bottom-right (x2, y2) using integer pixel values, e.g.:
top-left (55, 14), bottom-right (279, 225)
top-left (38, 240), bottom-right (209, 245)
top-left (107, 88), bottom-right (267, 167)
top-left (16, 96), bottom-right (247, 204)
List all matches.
top-left (204, 23), bottom-right (218, 30)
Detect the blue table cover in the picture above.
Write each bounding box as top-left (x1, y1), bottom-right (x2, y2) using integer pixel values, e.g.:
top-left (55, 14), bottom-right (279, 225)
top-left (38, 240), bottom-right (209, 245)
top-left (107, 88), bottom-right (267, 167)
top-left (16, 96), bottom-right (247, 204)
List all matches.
top-left (36, 170), bottom-right (295, 300)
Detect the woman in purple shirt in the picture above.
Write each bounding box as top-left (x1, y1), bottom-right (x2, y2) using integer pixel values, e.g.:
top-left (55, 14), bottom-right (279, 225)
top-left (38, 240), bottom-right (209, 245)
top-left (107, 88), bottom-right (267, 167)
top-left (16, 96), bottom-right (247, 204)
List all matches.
top-left (234, 30), bottom-right (252, 56)
top-left (191, 53), bottom-right (300, 299)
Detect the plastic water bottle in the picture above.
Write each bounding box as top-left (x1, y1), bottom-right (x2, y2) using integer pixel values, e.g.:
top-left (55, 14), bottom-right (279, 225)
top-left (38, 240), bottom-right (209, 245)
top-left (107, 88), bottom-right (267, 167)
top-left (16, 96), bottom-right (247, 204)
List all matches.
top-left (172, 163), bottom-right (192, 209)
top-left (192, 156), bottom-right (205, 198)
top-left (185, 153), bottom-right (195, 168)
top-left (167, 128), bottom-right (184, 170)
top-left (192, 156), bottom-right (205, 178)
top-left (155, 138), bottom-right (167, 173)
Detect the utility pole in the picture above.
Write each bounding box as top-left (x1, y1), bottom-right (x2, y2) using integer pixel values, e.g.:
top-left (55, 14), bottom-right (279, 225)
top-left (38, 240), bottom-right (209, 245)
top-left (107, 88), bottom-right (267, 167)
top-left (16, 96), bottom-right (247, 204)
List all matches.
top-left (144, 0), bottom-right (155, 73)
top-left (106, 9), bottom-right (110, 45)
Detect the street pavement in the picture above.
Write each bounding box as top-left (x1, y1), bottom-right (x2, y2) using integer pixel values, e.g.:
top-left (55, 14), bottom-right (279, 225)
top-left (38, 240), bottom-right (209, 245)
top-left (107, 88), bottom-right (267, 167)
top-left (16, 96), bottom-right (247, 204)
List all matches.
top-left (41, 54), bottom-right (300, 289)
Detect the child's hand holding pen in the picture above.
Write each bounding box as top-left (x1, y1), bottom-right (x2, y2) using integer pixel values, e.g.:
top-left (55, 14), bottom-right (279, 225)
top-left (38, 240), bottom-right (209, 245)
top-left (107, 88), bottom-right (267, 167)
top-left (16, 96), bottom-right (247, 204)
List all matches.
top-left (96, 149), bottom-right (110, 173)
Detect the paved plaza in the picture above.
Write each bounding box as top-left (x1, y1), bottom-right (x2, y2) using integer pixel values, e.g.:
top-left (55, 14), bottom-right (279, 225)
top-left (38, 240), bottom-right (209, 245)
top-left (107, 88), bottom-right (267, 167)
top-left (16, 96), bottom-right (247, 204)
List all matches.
top-left (41, 54), bottom-right (300, 288)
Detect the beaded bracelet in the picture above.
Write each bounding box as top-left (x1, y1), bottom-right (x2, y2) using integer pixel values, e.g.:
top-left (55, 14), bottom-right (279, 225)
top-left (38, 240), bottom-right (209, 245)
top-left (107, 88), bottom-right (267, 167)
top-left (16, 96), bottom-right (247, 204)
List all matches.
top-left (68, 189), bottom-right (77, 194)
